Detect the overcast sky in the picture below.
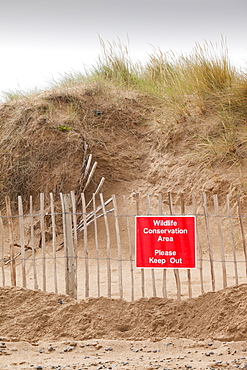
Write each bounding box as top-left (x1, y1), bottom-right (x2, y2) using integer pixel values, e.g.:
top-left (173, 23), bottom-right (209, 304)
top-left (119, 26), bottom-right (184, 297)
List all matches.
top-left (0, 0), bottom-right (246, 100)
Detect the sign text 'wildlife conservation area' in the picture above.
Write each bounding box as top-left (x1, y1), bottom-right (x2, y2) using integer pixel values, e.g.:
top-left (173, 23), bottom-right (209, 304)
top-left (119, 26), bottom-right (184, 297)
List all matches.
top-left (135, 216), bottom-right (196, 269)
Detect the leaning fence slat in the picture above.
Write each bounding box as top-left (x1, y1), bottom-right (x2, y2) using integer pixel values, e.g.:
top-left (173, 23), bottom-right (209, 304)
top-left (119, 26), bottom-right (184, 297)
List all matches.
top-left (168, 192), bottom-right (181, 300)
top-left (213, 194), bottom-right (227, 289)
top-left (202, 193), bottom-right (215, 292)
top-left (94, 177), bottom-right (105, 195)
top-left (147, 194), bottom-right (157, 298)
top-left (83, 162), bottom-right (97, 192)
top-left (18, 196), bottom-right (26, 288)
top-left (77, 195), bottom-right (112, 231)
top-left (180, 193), bottom-right (192, 298)
top-left (226, 194), bottom-right (238, 286)
top-left (93, 193), bottom-right (100, 298)
top-left (123, 195), bottom-right (134, 301)
top-left (81, 193), bottom-right (89, 298)
top-left (192, 194), bottom-right (204, 295)
top-left (112, 194), bottom-right (123, 300)
top-left (5, 196), bottom-right (16, 286)
top-left (100, 193), bottom-right (112, 298)
top-left (81, 142), bottom-right (88, 185)
top-left (0, 211), bottom-right (5, 286)
top-left (50, 193), bottom-right (58, 294)
top-left (237, 194), bottom-right (247, 277)
top-left (29, 196), bottom-right (38, 290)
top-left (40, 193), bottom-right (46, 292)
top-left (158, 193), bottom-right (167, 298)
top-left (136, 192), bottom-right (145, 298)
top-left (86, 177), bottom-right (105, 208)
top-left (83, 154), bottom-right (92, 181)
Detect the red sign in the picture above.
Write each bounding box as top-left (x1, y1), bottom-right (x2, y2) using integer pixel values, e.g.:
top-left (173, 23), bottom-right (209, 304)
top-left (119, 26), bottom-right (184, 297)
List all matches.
top-left (135, 216), bottom-right (196, 269)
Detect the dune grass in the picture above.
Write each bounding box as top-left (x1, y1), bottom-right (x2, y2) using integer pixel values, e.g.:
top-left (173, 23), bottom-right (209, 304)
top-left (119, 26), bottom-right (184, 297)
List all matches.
top-left (4, 38), bottom-right (245, 118)
top-left (89, 39), bottom-right (247, 165)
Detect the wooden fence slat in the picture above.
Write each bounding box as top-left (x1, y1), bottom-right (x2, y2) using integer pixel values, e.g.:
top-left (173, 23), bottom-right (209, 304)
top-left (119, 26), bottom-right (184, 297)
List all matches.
top-left (168, 192), bottom-right (173, 214)
top-left (202, 193), bottom-right (215, 292)
top-left (18, 196), bottom-right (26, 288)
top-left (65, 194), bottom-right (77, 298)
top-left (50, 193), bottom-right (58, 294)
top-left (0, 211), bottom-right (5, 286)
top-left (226, 194), bottom-right (238, 286)
top-left (76, 145), bottom-right (88, 206)
top-left (5, 196), bottom-right (16, 286)
top-left (29, 196), bottom-right (38, 290)
top-left (83, 154), bottom-right (92, 181)
top-left (60, 193), bottom-right (67, 291)
top-left (40, 193), bottom-right (46, 292)
top-left (192, 194), bottom-right (204, 295)
top-left (86, 177), bottom-right (105, 208)
top-left (82, 142), bottom-right (88, 167)
top-left (168, 192), bottom-right (181, 300)
top-left (79, 142), bottom-right (88, 188)
top-left (112, 194), bottom-right (123, 300)
top-left (77, 196), bottom-right (113, 232)
top-left (147, 194), bottom-right (157, 298)
top-left (123, 195), bottom-right (134, 301)
top-left (81, 193), bottom-right (89, 298)
top-left (136, 192), bottom-right (145, 298)
top-left (62, 194), bottom-right (77, 298)
top-left (213, 194), bottom-right (227, 289)
top-left (70, 191), bottom-right (78, 292)
top-left (158, 193), bottom-right (167, 298)
top-left (180, 193), bottom-right (192, 298)
top-left (158, 193), bottom-right (163, 215)
top-left (237, 194), bottom-right (247, 277)
top-left (100, 193), bottom-right (111, 298)
top-left (83, 162), bottom-right (97, 192)
top-left (93, 193), bottom-right (101, 298)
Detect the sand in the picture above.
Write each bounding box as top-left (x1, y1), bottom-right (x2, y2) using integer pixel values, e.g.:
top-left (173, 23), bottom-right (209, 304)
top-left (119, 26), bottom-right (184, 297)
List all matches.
top-left (2, 337), bottom-right (247, 370)
top-left (1, 285), bottom-right (247, 369)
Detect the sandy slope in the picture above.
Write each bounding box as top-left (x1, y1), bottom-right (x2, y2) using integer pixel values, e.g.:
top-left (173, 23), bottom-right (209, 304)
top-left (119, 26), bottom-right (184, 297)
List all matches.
top-left (1, 285), bottom-right (247, 369)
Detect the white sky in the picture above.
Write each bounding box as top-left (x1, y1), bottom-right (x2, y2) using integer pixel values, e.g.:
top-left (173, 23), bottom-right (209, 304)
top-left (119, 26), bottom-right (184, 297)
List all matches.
top-left (0, 0), bottom-right (246, 100)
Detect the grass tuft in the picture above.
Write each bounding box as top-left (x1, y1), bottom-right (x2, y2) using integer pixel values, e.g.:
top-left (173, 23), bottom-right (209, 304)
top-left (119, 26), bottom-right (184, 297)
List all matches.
top-left (92, 38), bottom-right (142, 86)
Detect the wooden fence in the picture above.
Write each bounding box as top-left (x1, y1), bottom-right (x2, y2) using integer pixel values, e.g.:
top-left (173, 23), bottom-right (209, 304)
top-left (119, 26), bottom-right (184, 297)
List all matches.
top-left (1, 191), bottom-right (247, 301)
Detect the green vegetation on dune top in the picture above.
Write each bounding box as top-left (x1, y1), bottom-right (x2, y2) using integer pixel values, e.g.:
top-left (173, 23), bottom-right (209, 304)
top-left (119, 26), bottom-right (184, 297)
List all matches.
top-left (88, 39), bottom-right (247, 165)
top-left (3, 39), bottom-right (246, 112)
top-left (6, 38), bottom-right (245, 121)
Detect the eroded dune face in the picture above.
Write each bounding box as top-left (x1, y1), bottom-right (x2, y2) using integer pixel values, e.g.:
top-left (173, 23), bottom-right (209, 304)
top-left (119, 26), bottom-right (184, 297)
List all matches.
top-left (0, 82), bottom-right (244, 212)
